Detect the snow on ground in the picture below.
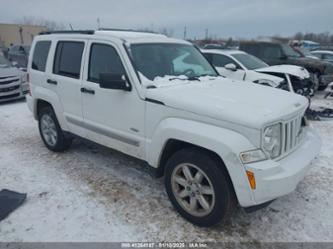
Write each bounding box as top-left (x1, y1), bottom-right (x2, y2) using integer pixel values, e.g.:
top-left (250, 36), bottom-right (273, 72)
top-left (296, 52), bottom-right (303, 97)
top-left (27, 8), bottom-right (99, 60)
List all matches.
top-left (0, 96), bottom-right (333, 242)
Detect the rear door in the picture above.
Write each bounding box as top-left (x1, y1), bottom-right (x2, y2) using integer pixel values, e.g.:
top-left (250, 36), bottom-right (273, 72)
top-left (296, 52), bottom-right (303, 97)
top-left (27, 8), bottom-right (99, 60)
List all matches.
top-left (49, 39), bottom-right (86, 136)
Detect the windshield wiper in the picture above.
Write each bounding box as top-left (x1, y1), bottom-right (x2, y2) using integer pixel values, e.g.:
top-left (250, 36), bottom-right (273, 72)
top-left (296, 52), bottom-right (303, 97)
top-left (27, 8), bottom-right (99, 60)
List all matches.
top-left (169, 76), bottom-right (200, 81)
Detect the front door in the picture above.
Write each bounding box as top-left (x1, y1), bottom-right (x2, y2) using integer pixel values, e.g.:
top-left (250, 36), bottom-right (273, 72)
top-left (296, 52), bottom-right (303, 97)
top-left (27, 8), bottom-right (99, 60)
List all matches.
top-left (81, 40), bottom-right (145, 159)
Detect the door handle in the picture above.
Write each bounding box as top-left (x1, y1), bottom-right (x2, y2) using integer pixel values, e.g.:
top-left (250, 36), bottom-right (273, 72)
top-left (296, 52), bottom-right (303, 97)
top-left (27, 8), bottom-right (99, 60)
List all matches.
top-left (46, 79), bottom-right (57, 85)
top-left (80, 87), bottom-right (95, 95)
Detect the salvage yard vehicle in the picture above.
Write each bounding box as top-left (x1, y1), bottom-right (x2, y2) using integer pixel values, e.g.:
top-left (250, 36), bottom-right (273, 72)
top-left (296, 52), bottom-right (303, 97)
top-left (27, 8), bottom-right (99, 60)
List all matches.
top-left (310, 50), bottom-right (333, 65)
top-left (240, 41), bottom-right (333, 90)
top-left (0, 51), bottom-right (29, 102)
top-left (202, 49), bottom-right (314, 96)
top-left (27, 30), bottom-right (321, 227)
top-left (7, 44), bottom-right (30, 69)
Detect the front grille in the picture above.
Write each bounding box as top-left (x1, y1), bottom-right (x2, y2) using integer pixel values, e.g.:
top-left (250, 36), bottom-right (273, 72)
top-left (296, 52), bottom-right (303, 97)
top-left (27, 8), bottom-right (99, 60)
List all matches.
top-left (0, 78), bottom-right (20, 85)
top-left (0, 93), bottom-right (20, 100)
top-left (0, 85), bottom-right (20, 93)
top-left (282, 114), bottom-right (304, 155)
top-left (0, 75), bottom-right (16, 80)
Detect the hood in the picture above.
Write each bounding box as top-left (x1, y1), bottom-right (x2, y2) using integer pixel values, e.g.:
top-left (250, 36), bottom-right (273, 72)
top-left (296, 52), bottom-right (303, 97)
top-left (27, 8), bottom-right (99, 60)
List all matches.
top-left (0, 66), bottom-right (23, 78)
top-left (287, 57), bottom-right (333, 74)
top-left (256, 65), bottom-right (310, 79)
top-left (242, 70), bottom-right (283, 87)
top-left (146, 78), bottom-right (308, 129)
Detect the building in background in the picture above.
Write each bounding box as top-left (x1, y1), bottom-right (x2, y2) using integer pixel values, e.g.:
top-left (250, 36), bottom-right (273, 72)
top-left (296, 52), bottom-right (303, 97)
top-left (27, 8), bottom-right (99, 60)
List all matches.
top-left (0, 23), bottom-right (46, 48)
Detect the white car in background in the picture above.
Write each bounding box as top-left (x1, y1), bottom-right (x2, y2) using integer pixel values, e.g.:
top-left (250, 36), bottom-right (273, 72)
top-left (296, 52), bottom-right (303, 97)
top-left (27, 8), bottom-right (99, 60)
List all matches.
top-left (202, 49), bottom-right (314, 95)
top-left (310, 50), bottom-right (333, 65)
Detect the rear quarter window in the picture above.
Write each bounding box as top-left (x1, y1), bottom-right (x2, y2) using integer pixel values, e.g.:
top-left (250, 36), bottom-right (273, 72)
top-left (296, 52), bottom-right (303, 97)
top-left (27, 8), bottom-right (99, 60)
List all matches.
top-left (240, 44), bottom-right (260, 56)
top-left (53, 41), bottom-right (84, 79)
top-left (32, 41), bottom-right (51, 72)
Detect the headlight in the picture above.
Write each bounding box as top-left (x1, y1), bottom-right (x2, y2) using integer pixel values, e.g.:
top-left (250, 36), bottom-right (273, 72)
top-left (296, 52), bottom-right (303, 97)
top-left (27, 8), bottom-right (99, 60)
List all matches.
top-left (262, 123), bottom-right (282, 159)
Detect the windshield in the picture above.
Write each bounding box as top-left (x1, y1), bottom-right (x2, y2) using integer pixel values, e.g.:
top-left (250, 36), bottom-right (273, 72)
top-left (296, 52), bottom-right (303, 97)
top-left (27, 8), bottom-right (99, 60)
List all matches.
top-left (129, 43), bottom-right (217, 81)
top-left (232, 53), bottom-right (268, 70)
top-left (0, 54), bottom-right (11, 68)
top-left (281, 44), bottom-right (300, 58)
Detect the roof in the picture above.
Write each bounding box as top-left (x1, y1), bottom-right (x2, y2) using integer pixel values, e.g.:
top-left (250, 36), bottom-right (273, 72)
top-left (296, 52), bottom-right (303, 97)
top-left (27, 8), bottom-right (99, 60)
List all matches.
top-left (37, 30), bottom-right (190, 45)
top-left (201, 49), bottom-right (245, 55)
top-left (240, 40), bottom-right (281, 45)
top-left (311, 50), bottom-right (333, 55)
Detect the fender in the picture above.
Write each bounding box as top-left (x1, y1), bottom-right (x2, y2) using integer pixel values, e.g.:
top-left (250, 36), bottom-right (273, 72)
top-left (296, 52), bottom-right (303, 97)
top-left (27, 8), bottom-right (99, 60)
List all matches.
top-left (146, 118), bottom-right (257, 206)
top-left (32, 86), bottom-right (70, 132)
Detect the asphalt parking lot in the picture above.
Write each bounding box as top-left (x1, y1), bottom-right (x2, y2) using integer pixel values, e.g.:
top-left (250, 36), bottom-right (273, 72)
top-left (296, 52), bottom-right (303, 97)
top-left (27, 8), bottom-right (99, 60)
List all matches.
top-left (0, 97), bottom-right (332, 242)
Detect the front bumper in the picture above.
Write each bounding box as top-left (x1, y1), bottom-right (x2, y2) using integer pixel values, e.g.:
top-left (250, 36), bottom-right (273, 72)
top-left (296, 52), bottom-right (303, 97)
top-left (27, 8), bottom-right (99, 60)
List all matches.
top-left (242, 127), bottom-right (321, 207)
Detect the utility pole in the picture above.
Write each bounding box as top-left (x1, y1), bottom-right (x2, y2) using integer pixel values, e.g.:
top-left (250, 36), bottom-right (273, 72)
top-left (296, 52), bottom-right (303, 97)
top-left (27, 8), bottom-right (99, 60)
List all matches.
top-left (97, 18), bottom-right (100, 29)
top-left (183, 26), bottom-right (187, 40)
top-left (19, 26), bottom-right (24, 44)
top-left (205, 28), bottom-right (209, 40)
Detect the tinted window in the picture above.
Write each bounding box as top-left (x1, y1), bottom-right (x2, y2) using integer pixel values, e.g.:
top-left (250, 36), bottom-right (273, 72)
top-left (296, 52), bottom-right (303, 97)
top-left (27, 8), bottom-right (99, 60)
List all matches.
top-left (261, 44), bottom-right (282, 58)
top-left (211, 54), bottom-right (237, 68)
top-left (232, 53), bottom-right (268, 70)
top-left (241, 44), bottom-right (260, 56)
top-left (88, 43), bottom-right (126, 83)
top-left (32, 41), bottom-right (51, 71)
top-left (10, 46), bottom-right (19, 52)
top-left (53, 41), bottom-right (84, 79)
top-left (323, 54), bottom-right (333, 60)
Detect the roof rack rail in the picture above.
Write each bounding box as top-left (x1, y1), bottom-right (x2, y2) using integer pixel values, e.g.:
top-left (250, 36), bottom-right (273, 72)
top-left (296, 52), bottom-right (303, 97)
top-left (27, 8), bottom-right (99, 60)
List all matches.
top-left (98, 28), bottom-right (157, 34)
top-left (39, 30), bottom-right (95, 35)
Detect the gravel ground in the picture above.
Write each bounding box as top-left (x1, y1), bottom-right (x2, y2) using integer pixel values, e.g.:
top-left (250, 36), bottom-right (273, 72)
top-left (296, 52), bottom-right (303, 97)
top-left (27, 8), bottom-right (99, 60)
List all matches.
top-left (0, 96), bottom-right (332, 242)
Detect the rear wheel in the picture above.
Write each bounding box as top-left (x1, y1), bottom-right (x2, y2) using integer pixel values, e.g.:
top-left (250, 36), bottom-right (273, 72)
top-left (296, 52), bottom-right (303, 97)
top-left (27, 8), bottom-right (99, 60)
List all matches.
top-left (165, 148), bottom-right (236, 227)
top-left (38, 106), bottom-right (72, 152)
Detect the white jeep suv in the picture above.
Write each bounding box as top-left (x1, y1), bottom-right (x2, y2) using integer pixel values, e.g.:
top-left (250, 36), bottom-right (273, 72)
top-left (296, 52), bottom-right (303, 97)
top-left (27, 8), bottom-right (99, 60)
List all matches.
top-left (27, 30), bottom-right (321, 227)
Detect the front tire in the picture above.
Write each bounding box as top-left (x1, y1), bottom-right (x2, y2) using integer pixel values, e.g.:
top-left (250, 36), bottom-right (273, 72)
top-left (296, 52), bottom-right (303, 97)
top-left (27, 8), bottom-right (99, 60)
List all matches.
top-left (38, 106), bottom-right (72, 152)
top-left (164, 148), bottom-right (236, 227)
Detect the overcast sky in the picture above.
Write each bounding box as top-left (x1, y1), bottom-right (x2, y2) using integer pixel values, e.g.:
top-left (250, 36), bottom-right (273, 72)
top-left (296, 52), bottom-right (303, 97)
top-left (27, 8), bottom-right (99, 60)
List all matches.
top-left (0, 0), bottom-right (332, 39)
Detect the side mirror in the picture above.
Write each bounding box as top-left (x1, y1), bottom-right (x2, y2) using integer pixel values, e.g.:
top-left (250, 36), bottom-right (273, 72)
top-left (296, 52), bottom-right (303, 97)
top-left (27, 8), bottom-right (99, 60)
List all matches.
top-left (224, 63), bottom-right (237, 71)
top-left (99, 73), bottom-right (131, 91)
top-left (11, 61), bottom-right (18, 67)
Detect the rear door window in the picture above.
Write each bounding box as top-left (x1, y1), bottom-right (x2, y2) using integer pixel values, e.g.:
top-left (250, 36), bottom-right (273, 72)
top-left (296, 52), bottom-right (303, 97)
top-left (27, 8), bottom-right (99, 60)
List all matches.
top-left (53, 41), bottom-right (84, 79)
top-left (242, 44), bottom-right (260, 57)
top-left (32, 41), bottom-right (51, 72)
top-left (261, 44), bottom-right (282, 59)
